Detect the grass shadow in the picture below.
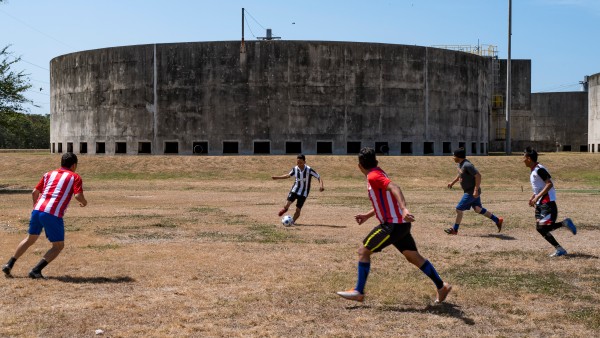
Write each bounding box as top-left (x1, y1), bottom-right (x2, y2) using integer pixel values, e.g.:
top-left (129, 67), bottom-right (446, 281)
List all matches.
top-left (381, 303), bottom-right (475, 325)
top-left (294, 223), bottom-right (347, 228)
top-left (476, 233), bottom-right (517, 240)
top-left (564, 253), bottom-right (599, 260)
top-left (51, 275), bottom-right (135, 284)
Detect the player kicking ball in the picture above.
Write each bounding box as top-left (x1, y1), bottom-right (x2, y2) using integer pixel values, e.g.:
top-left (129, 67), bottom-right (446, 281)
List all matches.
top-left (337, 147), bottom-right (451, 303)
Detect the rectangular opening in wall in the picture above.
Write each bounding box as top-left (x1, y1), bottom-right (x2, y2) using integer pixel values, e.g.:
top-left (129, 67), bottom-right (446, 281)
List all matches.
top-left (347, 142), bottom-right (361, 154)
top-left (223, 141), bottom-right (239, 154)
top-left (471, 142), bottom-right (477, 154)
top-left (115, 142), bottom-right (127, 154)
top-left (164, 142), bottom-right (179, 154)
top-left (67, 142), bottom-right (73, 152)
top-left (597, 144), bottom-right (599, 153)
top-left (96, 142), bottom-right (105, 154)
top-left (317, 141), bottom-right (332, 154)
top-left (480, 143), bottom-right (485, 154)
top-left (254, 141), bottom-right (271, 154)
top-left (579, 145), bottom-right (588, 152)
top-left (80, 142), bottom-right (87, 154)
top-left (285, 141), bottom-right (302, 154)
top-left (562, 145), bottom-right (571, 151)
top-left (458, 142), bottom-right (465, 151)
top-left (193, 142), bottom-right (208, 154)
top-left (57, 143), bottom-right (63, 153)
top-left (443, 142), bottom-right (452, 154)
top-left (400, 142), bottom-right (412, 154)
top-left (375, 142), bottom-right (389, 154)
top-left (52, 143), bottom-right (55, 153)
top-left (138, 142), bottom-right (151, 154)
top-left (424, 142), bottom-right (434, 155)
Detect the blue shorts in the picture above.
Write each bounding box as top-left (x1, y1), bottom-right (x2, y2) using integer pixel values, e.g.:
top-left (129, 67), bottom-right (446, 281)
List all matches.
top-left (28, 210), bottom-right (65, 242)
top-left (456, 193), bottom-right (483, 211)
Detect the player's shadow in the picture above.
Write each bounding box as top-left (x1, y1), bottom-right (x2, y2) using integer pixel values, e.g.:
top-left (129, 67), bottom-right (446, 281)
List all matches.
top-left (51, 275), bottom-right (135, 284)
top-left (294, 223), bottom-right (347, 228)
top-left (476, 233), bottom-right (517, 240)
top-left (344, 302), bottom-right (474, 325)
top-left (381, 303), bottom-right (475, 325)
top-left (564, 253), bottom-right (598, 260)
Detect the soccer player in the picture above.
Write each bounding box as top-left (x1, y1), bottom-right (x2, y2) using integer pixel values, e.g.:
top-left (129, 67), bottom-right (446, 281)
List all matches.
top-left (523, 146), bottom-right (577, 257)
top-left (337, 147), bottom-right (452, 303)
top-left (272, 154), bottom-right (324, 225)
top-left (2, 152), bottom-right (87, 279)
top-left (444, 148), bottom-right (503, 235)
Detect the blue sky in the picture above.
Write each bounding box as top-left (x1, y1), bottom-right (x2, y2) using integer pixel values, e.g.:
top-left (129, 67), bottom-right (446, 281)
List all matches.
top-left (2, 0), bottom-right (599, 116)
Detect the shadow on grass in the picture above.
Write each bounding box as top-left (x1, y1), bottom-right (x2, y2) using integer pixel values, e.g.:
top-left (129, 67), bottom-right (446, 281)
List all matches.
top-left (294, 223), bottom-right (347, 228)
top-left (476, 233), bottom-right (517, 240)
top-left (344, 302), bottom-right (474, 325)
top-left (51, 275), bottom-right (135, 284)
top-left (564, 253), bottom-right (599, 260)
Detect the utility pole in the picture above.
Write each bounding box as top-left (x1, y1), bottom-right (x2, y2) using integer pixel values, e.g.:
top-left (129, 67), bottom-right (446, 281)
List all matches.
top-left (505, 0), bottom-right (512, 154)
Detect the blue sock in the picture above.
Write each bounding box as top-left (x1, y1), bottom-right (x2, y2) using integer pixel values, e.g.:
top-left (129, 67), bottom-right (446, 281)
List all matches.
top-left (453, 224), bottom-right (460, 231)
top-left (490, 214), bottom-right (499, 224)
top-left (355, 261), bottom-right (370, 294)
top-left (420, 260), bottom-right (444, 289)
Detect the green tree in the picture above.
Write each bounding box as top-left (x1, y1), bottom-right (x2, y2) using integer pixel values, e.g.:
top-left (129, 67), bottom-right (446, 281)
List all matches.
top-left (1, 45), bottom-right (34, 114)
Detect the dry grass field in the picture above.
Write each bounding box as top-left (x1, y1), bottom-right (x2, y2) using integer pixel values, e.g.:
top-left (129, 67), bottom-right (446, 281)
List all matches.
top-left (1, 152), bottom-right (599, 337)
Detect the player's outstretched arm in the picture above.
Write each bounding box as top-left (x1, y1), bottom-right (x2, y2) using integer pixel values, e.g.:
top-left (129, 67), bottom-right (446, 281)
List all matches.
top-left (271, 174), bottom-right (290, 180)
top-left (75, 192), bottom-right (88, 207)
top-left (387, 182), bottom-right (415, 222)
top-left (355, 209), bottom-right (375, 225)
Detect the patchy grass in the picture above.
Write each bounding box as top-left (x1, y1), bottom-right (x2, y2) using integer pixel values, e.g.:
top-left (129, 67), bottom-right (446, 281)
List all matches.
top-left (1, 153), bottom-right (599, 337)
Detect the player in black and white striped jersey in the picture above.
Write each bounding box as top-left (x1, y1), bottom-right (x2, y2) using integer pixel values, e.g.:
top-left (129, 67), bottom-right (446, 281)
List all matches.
top-left (272, 154), bottom-right (324, 224)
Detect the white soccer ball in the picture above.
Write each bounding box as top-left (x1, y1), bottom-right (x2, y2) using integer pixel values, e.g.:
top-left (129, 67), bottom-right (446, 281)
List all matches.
top-left (281, 215), bottom-right (294, 226)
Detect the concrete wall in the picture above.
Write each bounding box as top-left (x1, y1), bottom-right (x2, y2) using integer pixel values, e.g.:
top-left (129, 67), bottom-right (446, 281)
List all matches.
top-left (521, 92), bottom-right (588, 152)
top-left (51, 41), bottom-right (492, 155)
top-left (589, 73), bottom-right (600, 153)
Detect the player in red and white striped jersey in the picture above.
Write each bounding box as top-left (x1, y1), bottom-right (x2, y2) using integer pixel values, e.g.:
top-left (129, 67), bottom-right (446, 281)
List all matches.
top-left (337, 147), bottom-right (451, 303)
top-left (2, 153), bottom-right (88, 279)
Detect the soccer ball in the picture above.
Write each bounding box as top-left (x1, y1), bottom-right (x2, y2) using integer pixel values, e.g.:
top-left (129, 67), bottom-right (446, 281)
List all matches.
top-left (281, 215), bottom-right (294, 226)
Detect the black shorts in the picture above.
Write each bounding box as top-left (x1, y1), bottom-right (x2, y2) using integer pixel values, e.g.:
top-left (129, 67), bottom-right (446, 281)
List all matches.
top-left (535, 201), bottom-right (558, 226)
top-left (287, 192), bottom-right (307, 209)
top-left (362, 222), bottom-right (417, 253)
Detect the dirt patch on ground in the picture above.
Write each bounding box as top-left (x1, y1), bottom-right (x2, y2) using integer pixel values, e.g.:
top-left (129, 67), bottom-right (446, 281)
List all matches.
top-left (1, 153), bottom-right (599, 337)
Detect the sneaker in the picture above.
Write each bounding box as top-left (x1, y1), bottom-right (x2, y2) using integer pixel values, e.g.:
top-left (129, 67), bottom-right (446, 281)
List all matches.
top-left (496, 217), bottom-right (504, 233)
top-left (336, 289), bottom-right (365, 302)
top-left (278, 207), bottom-right (288, 217)
top-left (444, 228), bottom-right (458, 235)
top-left (2, 264), bottom-right (12, 277)
top-left (435, 282), bottom-right (452, 303)
top-left (28, 270), bottom-right (46, 279)
top-left (549, 247), bottom-right (567, 257)
top-left (563, 218), bottom-right (577, 235)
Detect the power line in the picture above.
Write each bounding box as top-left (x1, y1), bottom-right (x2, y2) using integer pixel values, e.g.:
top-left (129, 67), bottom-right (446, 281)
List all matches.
top-left (536, 82), bottom-right (581, 93)
top-left (243, 9), bottom-right (266, 31)
top-left (0, 8), bottom-right (74, 49)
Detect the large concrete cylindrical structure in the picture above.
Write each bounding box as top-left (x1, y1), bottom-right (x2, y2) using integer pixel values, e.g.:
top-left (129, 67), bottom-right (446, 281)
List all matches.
top-left (50, 41), bottom-right (492, 155)
top-left (589, 73), bottom-right (600, 153)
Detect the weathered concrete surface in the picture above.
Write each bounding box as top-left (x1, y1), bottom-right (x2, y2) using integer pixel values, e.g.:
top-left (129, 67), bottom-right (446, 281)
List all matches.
top-left (589, 73), bottom-right (600, 153)
top-left (51, 41), bottom-right (492, 155)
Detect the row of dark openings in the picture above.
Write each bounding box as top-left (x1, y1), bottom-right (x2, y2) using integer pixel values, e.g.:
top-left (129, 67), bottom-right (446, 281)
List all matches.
top-left (52, 141), bottom-right (486, 155)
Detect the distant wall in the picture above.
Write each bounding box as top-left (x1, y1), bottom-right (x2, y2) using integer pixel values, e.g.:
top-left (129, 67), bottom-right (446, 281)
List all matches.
top-left (589, 73), bottom-right (600, 153)
top-left (51, 41), bottom-right (492, 155)
top-left (520, 92), bottom-right (588, 152)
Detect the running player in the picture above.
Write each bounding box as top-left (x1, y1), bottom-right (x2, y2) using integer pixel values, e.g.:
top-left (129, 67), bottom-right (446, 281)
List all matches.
top-left (2, 152), bottom-right (88, 279)
top-left (337, 147), bottom-right (451, 303)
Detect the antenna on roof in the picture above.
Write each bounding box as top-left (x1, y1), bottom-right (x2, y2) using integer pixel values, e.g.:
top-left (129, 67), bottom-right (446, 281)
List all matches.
top-left (258, 29), bottom-right (281, 40)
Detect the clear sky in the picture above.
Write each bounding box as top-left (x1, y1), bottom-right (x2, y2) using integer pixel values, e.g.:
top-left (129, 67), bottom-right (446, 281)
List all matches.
top-left (2, 0), bottom-right (599, 116)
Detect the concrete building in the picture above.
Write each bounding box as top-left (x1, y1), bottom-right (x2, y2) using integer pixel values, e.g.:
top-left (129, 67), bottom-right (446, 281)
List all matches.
top-left (588, 73), bottom-right (600, 153)
top-left (50, 41), bottom-right (493, 155)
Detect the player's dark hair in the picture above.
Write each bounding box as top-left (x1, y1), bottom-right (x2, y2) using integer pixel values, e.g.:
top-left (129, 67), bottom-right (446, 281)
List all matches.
top-left (524, 146), bottom-right (538, 162)
top-left (61, 152), bottom-right (78, 168)
top-left (453, 147), bottom-right (466, 159)
top-left (358, 147), bottom-right (378, 170)
top-left (297, 154), bottom-right (305, 161)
